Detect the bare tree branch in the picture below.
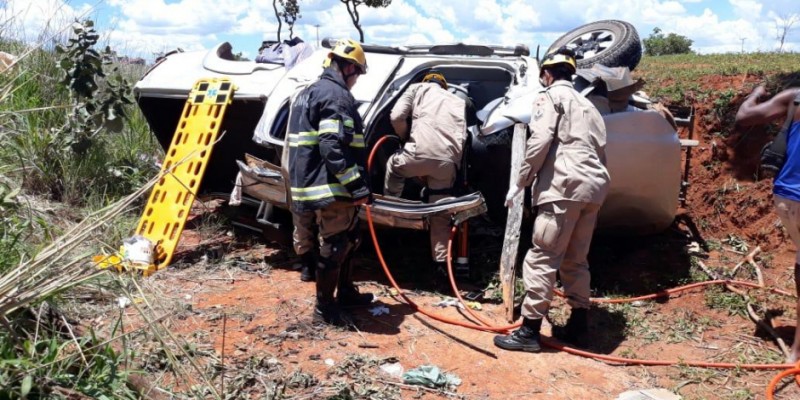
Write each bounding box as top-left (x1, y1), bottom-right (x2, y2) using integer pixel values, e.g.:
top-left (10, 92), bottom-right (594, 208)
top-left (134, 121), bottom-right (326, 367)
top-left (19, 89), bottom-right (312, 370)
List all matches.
top-left (775, 12), bottom-right (799, 53)
top-left (272, 0), bottom-right (282, 42)
top-left (340, 0), bottom-right (392, 43)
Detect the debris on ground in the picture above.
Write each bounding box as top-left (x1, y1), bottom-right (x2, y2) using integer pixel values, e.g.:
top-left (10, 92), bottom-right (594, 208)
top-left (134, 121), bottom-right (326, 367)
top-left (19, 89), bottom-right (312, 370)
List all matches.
top-left (379, 362), bottom-right (404, 379)
top-left (369, 305), bottom-right (391, 316)
top-left (616, 388), bottom-right (682, 400)
top-left (402, 365), bottom-right (462, 388)
top-left (432, 297), bottom-right (481, 310)
top-left (116, 296), bottom-right (131, 308)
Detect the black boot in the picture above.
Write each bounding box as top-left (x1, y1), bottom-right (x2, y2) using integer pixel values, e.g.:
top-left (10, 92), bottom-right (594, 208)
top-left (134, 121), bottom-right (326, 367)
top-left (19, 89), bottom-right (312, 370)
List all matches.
top-left (454, 259), bottom-right (471, 281)
top-left (337, 256), bottom-right (374, 307)
top-left (299, 252), bottom-right (316, 282)
top-left (553, 308), bottom-right (588, 346)
top-left (313, 264), bottom-right (352, 327)
top-left (431, 261), bottom-right (452, 292)
top-left (494, 318), bottom-right (542, 352)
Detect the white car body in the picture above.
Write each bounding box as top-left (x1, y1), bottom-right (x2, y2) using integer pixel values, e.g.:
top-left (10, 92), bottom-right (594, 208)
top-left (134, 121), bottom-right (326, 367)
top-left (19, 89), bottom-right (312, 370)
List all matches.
top-left (134, 39), bottom-right (682, 235)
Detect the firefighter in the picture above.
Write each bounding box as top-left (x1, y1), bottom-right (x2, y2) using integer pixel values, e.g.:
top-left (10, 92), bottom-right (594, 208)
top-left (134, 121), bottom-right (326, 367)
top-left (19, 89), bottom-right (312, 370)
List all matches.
top-left (494, 47), bottom-right (611, 352)
top-left (384, 71), bottom-right (467, 272)
top-left (286, 39), bottom-right (374, 326)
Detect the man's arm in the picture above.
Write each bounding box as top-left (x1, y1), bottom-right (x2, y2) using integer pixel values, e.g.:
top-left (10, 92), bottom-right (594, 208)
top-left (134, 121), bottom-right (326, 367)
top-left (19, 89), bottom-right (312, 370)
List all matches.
top-left (389, 86), bottom-right (416, 140)
top-left (517, 94), bottom-right (559, 187)
top-left (317, 100), bottom-right (370, 200)
top-left (735, 86), bottom-right (799, 127)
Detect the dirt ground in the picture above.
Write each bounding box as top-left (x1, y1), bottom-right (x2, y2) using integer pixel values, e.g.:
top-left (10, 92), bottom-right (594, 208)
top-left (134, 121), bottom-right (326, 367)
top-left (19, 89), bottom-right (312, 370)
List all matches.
top-left (101, 73), bottom-right (800, 399)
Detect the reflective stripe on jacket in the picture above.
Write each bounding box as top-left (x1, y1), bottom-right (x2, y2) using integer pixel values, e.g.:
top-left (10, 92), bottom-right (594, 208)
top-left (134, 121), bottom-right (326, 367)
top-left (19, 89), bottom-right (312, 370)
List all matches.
top-left (287, 68), bottom-right (369, 212)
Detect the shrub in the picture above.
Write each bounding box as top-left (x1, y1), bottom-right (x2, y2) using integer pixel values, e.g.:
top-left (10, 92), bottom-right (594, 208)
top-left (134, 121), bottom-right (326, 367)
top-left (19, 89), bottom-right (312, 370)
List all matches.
top-left (643, 27), bottom-right (694, 56)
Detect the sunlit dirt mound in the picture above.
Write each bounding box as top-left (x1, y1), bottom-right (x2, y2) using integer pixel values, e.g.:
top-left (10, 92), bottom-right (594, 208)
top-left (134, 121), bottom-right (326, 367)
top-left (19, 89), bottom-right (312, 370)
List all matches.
top-left (678, 74), bottom-right (788, 250)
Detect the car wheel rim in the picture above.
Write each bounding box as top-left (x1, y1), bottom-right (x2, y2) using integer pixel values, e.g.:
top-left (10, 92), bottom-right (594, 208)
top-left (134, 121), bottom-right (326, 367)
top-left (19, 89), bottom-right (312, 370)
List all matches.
top-left (564, 29), bottom-right (616, 60)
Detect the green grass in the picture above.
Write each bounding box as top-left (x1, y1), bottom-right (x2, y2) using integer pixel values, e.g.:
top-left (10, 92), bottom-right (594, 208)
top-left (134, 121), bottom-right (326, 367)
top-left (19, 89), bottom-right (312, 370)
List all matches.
top-left (704, 286), bottom-right (748, 317)
top-left (0, 325), bottom-right (138, 399)
top-left (635, 52), bottom-right (800, 104)
top-left (0, 37), bottom-right (161, 207)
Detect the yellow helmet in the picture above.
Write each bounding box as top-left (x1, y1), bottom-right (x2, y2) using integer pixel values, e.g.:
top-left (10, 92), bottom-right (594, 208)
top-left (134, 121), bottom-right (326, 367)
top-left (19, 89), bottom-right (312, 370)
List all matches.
top-left (422, 71), bottom-right (447, 89)
top-left (539, 48), bottom-right (577, 76)
top-left (323, 39), bottom-right (367, 74)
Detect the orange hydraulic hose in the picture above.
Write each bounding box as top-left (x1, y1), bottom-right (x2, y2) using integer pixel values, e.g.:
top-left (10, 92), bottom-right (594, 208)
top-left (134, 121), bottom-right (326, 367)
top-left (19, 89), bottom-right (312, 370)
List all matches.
top-left (365, 134), bottom-right (800, 396)
top-left (366, 135), bottom-right (517, 332)
top-left (445, 225), bottom-right (517, 331)
top-left (365, 207), bottom-right (511, 332)
top-left (555, 281), bottom-right (795, 303)
top-left (767, 362), bottom-right (800, 400)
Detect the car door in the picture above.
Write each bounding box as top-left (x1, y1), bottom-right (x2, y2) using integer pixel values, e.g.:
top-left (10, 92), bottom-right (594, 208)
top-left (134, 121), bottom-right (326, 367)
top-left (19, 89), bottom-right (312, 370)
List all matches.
top-left (253, 50), bottom-right (406, 147)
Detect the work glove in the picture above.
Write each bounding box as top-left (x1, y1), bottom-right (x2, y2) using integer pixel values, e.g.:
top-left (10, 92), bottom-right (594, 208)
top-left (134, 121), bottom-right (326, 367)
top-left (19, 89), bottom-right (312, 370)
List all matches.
top-left (504, 185), bottom-right (524, 208)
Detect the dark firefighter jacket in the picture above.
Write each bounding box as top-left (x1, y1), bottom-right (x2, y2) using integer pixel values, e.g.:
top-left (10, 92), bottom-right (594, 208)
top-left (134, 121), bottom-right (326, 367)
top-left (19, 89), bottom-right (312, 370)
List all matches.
top-left (287, 68), bottom-right (370, 212)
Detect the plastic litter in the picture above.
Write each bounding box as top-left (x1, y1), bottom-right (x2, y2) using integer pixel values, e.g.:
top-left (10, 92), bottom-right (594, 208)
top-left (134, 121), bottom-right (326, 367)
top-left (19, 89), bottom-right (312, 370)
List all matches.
top-left (402, 365), bottom-right (462, 388)
top-left (379, 362), bottom-right (404, 379)
top-left (116, 297), bottom-right (131, 309)
top-left (369, 305), bottom-right (390, 316)
top-left (433, 298), bottom-right (463, 309)
top-left (324, 358), bottom-right (335, 366)
top-left (616, 388), bottom-right (681, 400)
top-left (686, 241), bottom-right (702, 254)
top-left (120, 235), bottom-right (154, 266)
top-left (432, 297), bottom-right (481, 310)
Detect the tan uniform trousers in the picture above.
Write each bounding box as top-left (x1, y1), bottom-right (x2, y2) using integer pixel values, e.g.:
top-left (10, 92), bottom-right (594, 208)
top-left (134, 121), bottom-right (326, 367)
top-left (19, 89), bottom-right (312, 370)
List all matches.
top-left (292, 210), bottom-right (316, 256)
top-left (522, 200), bottom-right (601, 320)
top-left (291, 203), bottom-right (358, 260)
top-left (385, 147), bottom-right (456, 263)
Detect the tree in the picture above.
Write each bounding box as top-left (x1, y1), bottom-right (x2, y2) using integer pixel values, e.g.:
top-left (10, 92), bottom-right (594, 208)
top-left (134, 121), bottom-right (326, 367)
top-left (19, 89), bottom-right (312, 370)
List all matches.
top-left (775, 12), bottom-right (799, 53)
top-left (340, 0), bottom-right (392, 43)
top-left (272, 0), bottom-right (301, 42)
top-left (281, 0), bottom-right (301, 40)
top-left (642, 27), bottom-right (694, 56)
top-left (272, 0), bottom-right (282, 42)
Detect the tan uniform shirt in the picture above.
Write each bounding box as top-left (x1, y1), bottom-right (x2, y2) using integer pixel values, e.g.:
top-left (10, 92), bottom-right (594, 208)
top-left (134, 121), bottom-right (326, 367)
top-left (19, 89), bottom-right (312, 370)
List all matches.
top-left (518, 81), bottom-right (610, 205)
top-left (390, 82), bottom-right (466, 164)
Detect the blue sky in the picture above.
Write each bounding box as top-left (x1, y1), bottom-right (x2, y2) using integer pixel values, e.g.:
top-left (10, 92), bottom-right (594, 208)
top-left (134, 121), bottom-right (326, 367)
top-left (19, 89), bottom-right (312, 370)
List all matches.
top-left (2, 0), bottom-right (799, 60)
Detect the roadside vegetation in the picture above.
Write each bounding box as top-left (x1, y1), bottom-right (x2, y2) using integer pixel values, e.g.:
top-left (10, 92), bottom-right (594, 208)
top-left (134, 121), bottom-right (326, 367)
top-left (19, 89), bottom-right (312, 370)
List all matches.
top-left (0, 18), bottom-right (167, 399)
top-left (637, 52), bottom-right (800, 105)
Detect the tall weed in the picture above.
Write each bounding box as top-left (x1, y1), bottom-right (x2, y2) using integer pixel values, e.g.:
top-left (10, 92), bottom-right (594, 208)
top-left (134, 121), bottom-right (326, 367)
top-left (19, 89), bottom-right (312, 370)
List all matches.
top-left (0, 21), bottom-right (160, 208)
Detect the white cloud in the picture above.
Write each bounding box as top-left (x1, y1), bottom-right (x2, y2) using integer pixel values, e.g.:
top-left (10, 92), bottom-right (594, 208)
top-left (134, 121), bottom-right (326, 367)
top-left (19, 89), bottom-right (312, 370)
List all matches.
top-left (3, 0), bottom-right (798, 58)
top-left (1, 0), bottom-right (93, 43)
top-left (729, 0), bottom-right (762, 20)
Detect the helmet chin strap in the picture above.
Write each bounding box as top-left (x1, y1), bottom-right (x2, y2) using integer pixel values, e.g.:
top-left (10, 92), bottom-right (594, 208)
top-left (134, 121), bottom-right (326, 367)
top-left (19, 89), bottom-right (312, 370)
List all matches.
top-left (335, 59), bottom-right (359, 82)
top-left (343, 69), bottom-right (359, 82)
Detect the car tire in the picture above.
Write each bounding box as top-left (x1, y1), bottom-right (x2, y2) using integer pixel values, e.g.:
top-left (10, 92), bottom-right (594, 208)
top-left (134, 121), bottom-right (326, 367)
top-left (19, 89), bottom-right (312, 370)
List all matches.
top-left (547, 20), bottom-right (642, 71)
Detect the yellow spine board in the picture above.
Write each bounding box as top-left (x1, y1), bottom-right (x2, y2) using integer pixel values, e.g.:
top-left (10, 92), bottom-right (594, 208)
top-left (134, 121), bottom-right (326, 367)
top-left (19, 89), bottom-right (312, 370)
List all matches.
top-left (136, 78), bottom-right (236, 274)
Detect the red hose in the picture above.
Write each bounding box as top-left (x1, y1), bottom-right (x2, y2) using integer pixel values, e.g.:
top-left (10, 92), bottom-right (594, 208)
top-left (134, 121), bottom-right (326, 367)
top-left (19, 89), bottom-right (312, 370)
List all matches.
top-left (766, 362), bottom-right (800, 399)
top-left (365, 135), bottom-right (800, 396)
top-left (365, 207), bottom-right (513, 332)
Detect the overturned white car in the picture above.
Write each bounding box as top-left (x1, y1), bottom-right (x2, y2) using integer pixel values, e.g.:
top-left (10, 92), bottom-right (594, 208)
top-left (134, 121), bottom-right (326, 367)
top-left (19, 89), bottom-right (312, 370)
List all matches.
top-left (134, 20), bottom-right (689, 241)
